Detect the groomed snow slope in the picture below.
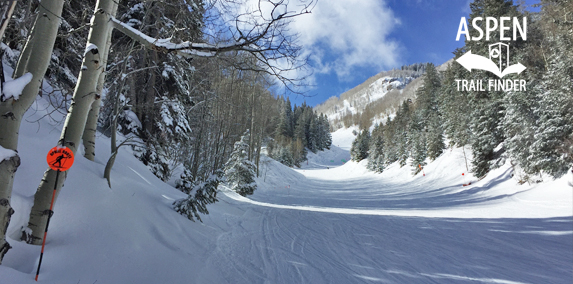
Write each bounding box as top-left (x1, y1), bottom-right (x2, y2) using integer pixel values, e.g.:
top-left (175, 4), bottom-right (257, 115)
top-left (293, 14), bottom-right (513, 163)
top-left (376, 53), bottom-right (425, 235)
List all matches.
top-left (1, 99), bottom-right (572, 284)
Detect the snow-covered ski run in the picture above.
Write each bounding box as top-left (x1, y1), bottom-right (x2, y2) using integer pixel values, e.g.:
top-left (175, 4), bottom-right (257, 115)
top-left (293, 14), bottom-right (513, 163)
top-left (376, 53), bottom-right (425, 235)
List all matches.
top-left (2, 107), bottom-right (571, 283)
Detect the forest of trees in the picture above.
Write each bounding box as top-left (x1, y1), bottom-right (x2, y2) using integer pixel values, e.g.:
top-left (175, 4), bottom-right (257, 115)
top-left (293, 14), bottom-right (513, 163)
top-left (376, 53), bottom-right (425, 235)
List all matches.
top-left (352, 0), bottom-right (572, 181)
top-left (0, 0), bottom-right (318, 263)
top-left (269, 98), bottom-right (332, 167)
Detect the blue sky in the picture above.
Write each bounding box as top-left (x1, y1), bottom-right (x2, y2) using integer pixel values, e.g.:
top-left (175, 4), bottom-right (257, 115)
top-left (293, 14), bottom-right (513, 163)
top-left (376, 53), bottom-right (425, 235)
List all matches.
top-left (280, 0), bottom-right (537, 107)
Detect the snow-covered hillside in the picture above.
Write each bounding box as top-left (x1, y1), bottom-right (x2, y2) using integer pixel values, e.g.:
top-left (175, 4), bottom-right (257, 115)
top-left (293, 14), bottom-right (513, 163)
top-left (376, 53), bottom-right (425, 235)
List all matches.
top-left (315, 61), bottom-right (454, 130)
top-left (2, 104), bottom-right (571, 283)
top-left (325, 76), bottom-right (412, 120)
top-left (315, 75), bottom-right (418, 129)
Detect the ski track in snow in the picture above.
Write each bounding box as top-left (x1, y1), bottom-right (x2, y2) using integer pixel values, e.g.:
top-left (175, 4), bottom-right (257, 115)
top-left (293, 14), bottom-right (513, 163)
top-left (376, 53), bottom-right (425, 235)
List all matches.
top-left (202, 128), bottom-right (573, 284)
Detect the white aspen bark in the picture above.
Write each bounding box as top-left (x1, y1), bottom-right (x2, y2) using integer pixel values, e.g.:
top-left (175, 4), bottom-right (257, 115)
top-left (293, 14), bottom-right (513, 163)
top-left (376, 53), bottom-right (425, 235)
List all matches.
top-left (0, 153), bottom-right (18, 263)
top-left (0, 0), bottom-right (64, 259)
top-left (248, 92), bottom-right (256, 161)
top-left (81, 99), bottom-right (99, 160)
top-left (23, 0), bottom-right (116, 244)
top-left (82, 2), bottom-right (118, 161)
top-left (0, 1), bottom-right (16, 41)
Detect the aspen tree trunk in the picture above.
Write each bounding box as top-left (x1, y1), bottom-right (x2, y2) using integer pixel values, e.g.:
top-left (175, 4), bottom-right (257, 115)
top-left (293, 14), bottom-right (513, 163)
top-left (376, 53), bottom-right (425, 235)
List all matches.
top-left (248, 92), bottom-right (256, 161)
top-left (23, 0), bottom-right (117, 244)
top-left (103, 43), bottom-right (134, 187)
top-left (82, 1), bottom-right (118, 161)
top-left (0, 1), bottom-right (16, 41)
top-left (0, 153), bottom-right (18, 263)
top-left (0, 0), bottom-right (64, 261)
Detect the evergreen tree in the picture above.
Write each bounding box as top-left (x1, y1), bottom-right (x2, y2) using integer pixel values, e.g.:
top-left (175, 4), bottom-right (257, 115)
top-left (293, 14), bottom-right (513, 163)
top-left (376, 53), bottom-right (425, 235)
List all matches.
top-left (426, 113), bottom-right (445, 161)
top-left (275, 97), bottom-right (294, 138)
top-left (268, 97), bottom-right (332, 167)
top-left (367, 124), bottom-right (385, 173)
top-left (319, 114), bottom-right (333, 150)
top-left (502, 57), bottom-right (543, 179)
top-left (174, 170), bottom-right (222, 222)
top-left (439, 59), bottom-right (472, 147)
top-left (465, 0), bottom-right (524, 177)
top-left (409, 112), bottom-right (427, 175)
top-left (308, 115), bottom-right (318, 153)
top-left (224, 132), bottom-right (257, 196)
top-left (294, 118), bottom-right (307, 149)
top-left (417, 63), bottom-right (445, 160)
top-left (351, 129), bottom-right (371, 162)
top-left (530, 56), bottom-right (573, 177)
top-left (382, 116), bottom-right (398, 164)
top-left (396, 101), bottom-right (412, 167)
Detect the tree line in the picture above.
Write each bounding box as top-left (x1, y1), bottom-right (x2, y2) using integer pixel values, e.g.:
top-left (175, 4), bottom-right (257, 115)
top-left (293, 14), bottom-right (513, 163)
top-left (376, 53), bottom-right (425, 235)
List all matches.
top-left (269, 97), bottom-right (332, 167)
top-left (352, 0), bottom-right (572, 181)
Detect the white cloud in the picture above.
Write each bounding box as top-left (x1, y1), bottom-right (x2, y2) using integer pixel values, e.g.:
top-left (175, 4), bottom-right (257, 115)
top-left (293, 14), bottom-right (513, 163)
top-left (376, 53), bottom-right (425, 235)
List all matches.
top-left (215, 0), bottom-right (402, 90)
top-left (291, 0), bottom-right (402, 80)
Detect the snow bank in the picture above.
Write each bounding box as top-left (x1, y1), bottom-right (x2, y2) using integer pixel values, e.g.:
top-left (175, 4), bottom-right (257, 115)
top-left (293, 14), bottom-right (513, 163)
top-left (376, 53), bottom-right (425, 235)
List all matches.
top-left (250, 127), bottom-right (572, 219)
top-left (330, 126), bottom-right (358, 150)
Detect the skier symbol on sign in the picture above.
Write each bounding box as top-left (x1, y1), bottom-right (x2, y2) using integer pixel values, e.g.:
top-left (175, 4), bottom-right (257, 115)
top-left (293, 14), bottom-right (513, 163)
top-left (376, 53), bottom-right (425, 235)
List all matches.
top-left (52, 155), bottom-right (65, 168)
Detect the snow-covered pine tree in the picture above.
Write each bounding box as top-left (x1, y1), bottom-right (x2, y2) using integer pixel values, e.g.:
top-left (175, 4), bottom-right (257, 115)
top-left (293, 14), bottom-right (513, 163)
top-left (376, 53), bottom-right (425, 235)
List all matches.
top-left (173, 170), bottom-right (222, 222)
top-left (466, 0), bottom-right (523, 178)
top-left (275, 97), bottom-right (294, 138)
top-left (308, 115), bottom-right (318, 153)
top-left (523, 0), bottom-right (573, 178)
top-left (501, 28), bottom-right (545, 179)
top-left (426, 113), bottom-right (445, 161)
top-left (383, 116), bottom-right (398, 164)
top-left (503, 78), bottom-right (540, 179)
top-left (276, 146), bottom-right (295, 167)
top-left (269, 99), bottom-right (331, 167)
top-left (395, 100), bottom-right (412, 167)
top-left (416, 63), bottom-right (444, 160)
top-left (294, 117), bottom-right (307, 151)
top-left (351, 129), bottom-right (370, 162)
top-left (439, 57), bottom-right (472, 147)
top-left (293, 117), bottom-right (308, 166)
top-left (409, 112), bottom-right (427, 175)
top-left (318, 114), bottom-right (332, 150)
top-left (470, 100), bottom-right (505, 178)
top-left (367, 124), bottom-right (385, 173)
top-left (530, 54), bottom-right (573, 177)
top-left (224, 131), bottom-right (257, 196)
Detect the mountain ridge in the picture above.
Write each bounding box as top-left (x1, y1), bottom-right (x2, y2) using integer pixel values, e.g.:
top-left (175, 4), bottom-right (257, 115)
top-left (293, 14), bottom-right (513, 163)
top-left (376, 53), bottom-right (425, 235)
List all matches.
top-left (315, 60), bottom-right (453, 130)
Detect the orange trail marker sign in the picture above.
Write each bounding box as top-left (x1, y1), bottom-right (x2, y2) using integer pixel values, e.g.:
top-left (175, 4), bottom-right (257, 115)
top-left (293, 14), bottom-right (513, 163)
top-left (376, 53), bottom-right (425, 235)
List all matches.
top-left (46, 146), bottom-right (74, 171)
top-left (36, 146), bottom-right (75, 281)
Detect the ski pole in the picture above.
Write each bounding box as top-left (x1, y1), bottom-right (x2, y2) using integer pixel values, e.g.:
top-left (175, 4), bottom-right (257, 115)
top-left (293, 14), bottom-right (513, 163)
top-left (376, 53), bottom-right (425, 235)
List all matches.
top-left (35, 169), bottom-right (60, 281)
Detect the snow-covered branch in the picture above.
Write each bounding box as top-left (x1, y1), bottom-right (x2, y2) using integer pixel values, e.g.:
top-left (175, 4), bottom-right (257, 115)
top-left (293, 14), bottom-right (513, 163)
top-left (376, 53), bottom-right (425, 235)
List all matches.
top-left (111, 16), bottom-right (224, 57)
top-left (109, 0), bottom-right (315, 93)
top-left (0, 73), bottom-right (33, 102)
top-left (110, 1), bottom-right (306, 58)
top-left (0, 145), bottom-right (17, 163)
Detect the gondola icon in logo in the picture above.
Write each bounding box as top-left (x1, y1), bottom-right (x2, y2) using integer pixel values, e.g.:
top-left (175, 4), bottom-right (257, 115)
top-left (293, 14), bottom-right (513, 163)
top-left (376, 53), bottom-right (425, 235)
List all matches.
top-left (489, 42), bottom-right (509, 73)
